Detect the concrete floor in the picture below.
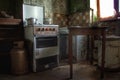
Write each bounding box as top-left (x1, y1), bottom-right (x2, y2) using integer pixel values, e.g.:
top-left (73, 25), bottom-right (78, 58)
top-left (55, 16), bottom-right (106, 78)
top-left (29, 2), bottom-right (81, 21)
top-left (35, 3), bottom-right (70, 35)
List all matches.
top-left (0, 61), bottom-right (120, 80)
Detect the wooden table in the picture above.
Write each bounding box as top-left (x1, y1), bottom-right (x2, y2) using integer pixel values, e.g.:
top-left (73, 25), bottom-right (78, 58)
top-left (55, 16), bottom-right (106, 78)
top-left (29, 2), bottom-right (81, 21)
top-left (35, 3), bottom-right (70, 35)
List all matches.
top-left (68, 27), bottom-right (107, 79)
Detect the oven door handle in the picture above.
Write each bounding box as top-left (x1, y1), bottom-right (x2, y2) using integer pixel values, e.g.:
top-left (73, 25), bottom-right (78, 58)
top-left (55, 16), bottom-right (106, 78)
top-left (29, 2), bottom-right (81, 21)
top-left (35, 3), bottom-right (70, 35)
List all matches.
top-left (37, 38), bottom-right (56, 41)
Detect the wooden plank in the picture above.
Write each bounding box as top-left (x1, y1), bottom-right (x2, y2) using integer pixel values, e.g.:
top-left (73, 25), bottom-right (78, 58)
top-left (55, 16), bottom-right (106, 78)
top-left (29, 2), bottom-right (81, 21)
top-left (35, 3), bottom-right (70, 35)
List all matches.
top-left (0, 18), bottom-right (21, 25)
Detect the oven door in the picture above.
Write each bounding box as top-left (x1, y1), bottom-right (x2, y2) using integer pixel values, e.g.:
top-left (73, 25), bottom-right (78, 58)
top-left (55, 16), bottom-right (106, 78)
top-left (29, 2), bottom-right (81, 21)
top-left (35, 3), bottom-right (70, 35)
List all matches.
top-left (34, 36), bottom-right (59, 59)
top-left (35, 36), bottom-right (57, 48)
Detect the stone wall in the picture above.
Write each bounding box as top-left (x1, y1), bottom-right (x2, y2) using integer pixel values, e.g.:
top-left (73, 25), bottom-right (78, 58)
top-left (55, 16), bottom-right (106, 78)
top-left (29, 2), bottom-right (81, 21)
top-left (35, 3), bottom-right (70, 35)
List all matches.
top-left (53, 11), bottom-right (90, 27)
top-left (68, 11), bottom-right (90, 26)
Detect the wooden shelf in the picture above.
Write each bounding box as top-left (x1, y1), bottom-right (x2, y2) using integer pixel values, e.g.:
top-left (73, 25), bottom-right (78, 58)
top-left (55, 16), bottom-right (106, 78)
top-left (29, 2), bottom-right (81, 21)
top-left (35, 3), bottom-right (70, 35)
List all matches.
top-left (0, 18), bottom-right (21, 25)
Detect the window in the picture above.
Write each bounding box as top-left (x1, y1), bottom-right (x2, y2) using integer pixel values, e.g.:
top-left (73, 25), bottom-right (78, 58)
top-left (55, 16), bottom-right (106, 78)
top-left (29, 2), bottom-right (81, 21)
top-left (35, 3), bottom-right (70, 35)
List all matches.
top-left (90, 0), bottom-right (119, 21)
top-left (90, 0), bottom-right (97, 22)
top-left (100, 0), bottom-right (114, 18)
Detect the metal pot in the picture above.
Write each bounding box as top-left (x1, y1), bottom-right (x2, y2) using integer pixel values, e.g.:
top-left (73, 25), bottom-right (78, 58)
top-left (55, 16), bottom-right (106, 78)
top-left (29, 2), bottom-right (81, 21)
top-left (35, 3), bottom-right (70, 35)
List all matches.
top-left (26, 18), bottom-right (37, 26)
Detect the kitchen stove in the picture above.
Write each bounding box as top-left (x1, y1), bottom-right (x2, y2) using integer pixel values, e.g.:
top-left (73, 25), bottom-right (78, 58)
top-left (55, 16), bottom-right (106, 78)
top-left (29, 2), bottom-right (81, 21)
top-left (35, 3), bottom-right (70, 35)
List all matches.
top-left (24, 25), bottom-right (59, 72)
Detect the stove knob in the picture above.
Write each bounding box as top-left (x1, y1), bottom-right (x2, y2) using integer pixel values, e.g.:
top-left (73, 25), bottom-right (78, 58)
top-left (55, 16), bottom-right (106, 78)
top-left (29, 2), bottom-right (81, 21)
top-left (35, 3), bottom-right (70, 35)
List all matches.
top-left (52, 28), bottom-right (55, 31)
top-left (45, 28), bottom-right (48, 31)
top-left (41, 28), bottom-right (44, 31)
top-left (49, 28), bottom-right (52, 31)
top-left (37, 28), bottom-right (41, 31)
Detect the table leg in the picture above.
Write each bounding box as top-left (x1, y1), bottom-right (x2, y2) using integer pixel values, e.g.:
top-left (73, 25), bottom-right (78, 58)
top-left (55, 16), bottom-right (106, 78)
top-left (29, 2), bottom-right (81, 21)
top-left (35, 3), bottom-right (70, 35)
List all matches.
top-left (86, 35), bottom-right (90, 60)
top-left (90, 36), bottom-right (94, 64)
top-left (101, 30), bottom-right (106, 79)
top-left (68, 33), bottom-right (73, 79)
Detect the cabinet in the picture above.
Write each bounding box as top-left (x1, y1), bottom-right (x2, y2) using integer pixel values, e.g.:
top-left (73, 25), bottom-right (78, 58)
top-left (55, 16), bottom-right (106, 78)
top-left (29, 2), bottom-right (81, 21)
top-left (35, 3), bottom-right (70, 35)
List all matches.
top-left (0, 18), bottom-right (24, 73)
top-left (0, 18), bottom-right (23, 40)
top-left (96, 38), bottom-right (120, 69)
